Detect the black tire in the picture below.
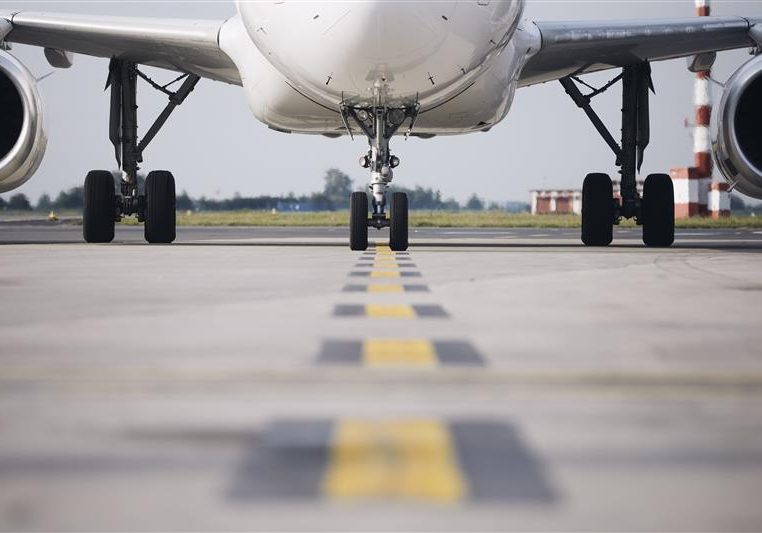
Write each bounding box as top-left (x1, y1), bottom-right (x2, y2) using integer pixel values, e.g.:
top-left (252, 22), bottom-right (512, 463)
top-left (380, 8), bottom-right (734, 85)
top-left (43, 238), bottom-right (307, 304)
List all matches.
top-left (144, 170), bottom-right (176, 244)
top-left (641, 173), bottom-right (675, 247)
top-left (83, 170), bottom-right (115, 243)
top-left (389, 191), bottom-right (409, 251)
top-left (581, 173), bottom-right (614, 246)
top-left (349, 191), bottom-right (368, 251)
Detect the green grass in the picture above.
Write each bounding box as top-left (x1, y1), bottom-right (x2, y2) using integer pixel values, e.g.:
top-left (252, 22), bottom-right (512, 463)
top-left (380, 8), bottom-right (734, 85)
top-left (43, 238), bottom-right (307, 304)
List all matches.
top-left (115, 210), bottom-right (762, 229)
top-left (21, 209), bottom-right (759, 228)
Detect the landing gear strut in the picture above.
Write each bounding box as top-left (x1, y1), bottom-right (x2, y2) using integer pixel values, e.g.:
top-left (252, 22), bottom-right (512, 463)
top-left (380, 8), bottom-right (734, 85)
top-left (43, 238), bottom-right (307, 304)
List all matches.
top-left (561, 63), bottom-right (674, 247)
top-left (82, 59), bottom-right (199, 243)
top-left (342, 100), bottom-right (418, 251)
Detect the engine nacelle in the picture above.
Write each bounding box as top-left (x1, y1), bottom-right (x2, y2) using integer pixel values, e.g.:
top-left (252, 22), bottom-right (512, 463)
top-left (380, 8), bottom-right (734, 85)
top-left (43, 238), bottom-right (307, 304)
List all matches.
top-left (714, 54), bottom-right (762, 199)
top-left (0, 51), bottom-right (47, 193)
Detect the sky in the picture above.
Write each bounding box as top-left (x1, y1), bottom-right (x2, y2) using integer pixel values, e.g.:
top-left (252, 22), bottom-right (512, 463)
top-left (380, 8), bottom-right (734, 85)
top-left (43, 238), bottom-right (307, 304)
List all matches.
top-left (2, 0), bottom-right (762, 205)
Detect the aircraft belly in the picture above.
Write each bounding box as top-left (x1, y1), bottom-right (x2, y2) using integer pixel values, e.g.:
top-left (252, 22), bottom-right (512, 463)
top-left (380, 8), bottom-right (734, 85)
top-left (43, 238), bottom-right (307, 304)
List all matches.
top-left (221, 7), bottom-right (528, 135)
top-left (237, 1), bottom-right (523, 110)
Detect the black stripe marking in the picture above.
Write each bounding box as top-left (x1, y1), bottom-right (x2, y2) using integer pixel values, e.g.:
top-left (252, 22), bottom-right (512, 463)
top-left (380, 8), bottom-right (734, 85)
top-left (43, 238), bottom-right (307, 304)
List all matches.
top-left (228, 420), bottom-right (332, 501)
top-left (404, 284), bottom-right (430, 292)
top-left (333, 304), bottom-right (365, 317)
top-left (451, 422), bottom-right (557, 503)
top-left (354, 263), bottom-right (417, 268)
top-left (341, 284), bottom-right (430, 293)
top-left (316, 340), bottom-right (363, 365)
top-left (342, 284), bottom-right (367, 292)
top-left (434, 341), bottom-right (486, 366)
top-left (413, 305), bottom-right (449, 318)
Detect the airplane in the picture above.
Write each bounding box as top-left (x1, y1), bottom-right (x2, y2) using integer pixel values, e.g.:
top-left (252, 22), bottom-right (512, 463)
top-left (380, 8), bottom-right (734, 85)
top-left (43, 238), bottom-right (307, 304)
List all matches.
top-left (0, 1), bottom-right (760, 250)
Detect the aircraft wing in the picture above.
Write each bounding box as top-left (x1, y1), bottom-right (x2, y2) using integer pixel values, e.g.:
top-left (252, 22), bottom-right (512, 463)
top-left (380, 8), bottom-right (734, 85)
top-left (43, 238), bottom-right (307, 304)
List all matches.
top-left (519, 16), bottom-right (762, 86)
top-left (0, 11), bottom-right (241, 84)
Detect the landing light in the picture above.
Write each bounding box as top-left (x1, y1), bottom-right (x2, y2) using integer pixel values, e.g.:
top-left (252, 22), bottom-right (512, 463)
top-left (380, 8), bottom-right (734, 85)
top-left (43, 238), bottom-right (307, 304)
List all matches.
top-left (389, 109), bottom-right (406, 125)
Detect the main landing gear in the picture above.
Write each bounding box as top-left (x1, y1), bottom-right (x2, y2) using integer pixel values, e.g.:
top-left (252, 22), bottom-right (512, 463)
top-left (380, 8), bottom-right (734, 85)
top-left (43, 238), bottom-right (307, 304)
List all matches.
top-left (83, 59), bottom-right (198, 243)
top-left (561, 63), bottom-right (675, 247)
top-left (343, 102), bottom-right (418, 251)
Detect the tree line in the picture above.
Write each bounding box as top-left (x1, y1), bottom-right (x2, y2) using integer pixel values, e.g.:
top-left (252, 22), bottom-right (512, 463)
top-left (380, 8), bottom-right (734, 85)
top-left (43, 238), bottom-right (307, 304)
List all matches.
top-left (1, 168), bottom-right (528, 212)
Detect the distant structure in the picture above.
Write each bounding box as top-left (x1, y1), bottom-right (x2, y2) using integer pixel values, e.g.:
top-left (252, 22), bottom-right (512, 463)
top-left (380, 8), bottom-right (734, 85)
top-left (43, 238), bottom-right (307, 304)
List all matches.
top-left (670, 0), bottom-right (730, 219)
top-left (530, 190), bottom-right (581, 215)
top-left (531, 181), bottom-right (643, 215)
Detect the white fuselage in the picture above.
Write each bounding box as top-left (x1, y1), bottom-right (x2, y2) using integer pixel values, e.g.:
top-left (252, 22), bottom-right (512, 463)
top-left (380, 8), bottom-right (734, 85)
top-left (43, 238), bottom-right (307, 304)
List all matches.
top-left (219, 1), bottom-right (537, 136)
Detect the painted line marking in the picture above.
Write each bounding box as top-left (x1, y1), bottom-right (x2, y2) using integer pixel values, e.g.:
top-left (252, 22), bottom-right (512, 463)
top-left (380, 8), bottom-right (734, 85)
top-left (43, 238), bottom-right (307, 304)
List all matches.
top-left (413, 305), bottom-right (449, 318)
top-left (322, 419), bottom-right (467, 503)
top-left (364, 340), bottom-right (438, 367)
top-left (333, 305), bottom-right (447, 318)
top-left (348, 271), bottom-right (422, 278)
top-left (370, 271), bottom-right (401, 279)
top-left (366, 304), bottom-right (416, 319)
top-left (228, 420), bottom-right (557, 503)
top-left (316, 340), bottom-right (363, 366)
top-left (354, 263), bottom-right (417, 269)
top-left (317, 339), bottom-right (483, 367)
top-left (367, 284), bottom-right (404, 293)
top-left (435, 341), bottom-right (485, 366)
top-left (340, 284), bottom-right (430, 293)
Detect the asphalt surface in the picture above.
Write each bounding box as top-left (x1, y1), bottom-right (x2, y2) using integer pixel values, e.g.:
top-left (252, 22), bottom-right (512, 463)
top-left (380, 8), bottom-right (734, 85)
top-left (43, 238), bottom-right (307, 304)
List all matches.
top-left (1, 224), bottom-right (762, 531)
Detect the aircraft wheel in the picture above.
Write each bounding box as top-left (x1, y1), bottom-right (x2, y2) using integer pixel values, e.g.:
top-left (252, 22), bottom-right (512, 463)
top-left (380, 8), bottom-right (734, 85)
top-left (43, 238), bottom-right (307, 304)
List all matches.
top-left (641, 173), bottom-right (675, 247)
top-left (349, 191), bottom-right (368, 251)
top-left (581, 172), bottom-right (614, 246)
top-left (83, 170), bottom-right (116, 243)
top-left (144, 170), bottom-right (176, 244)
top-left (389, 191), bottom-right (409, 251)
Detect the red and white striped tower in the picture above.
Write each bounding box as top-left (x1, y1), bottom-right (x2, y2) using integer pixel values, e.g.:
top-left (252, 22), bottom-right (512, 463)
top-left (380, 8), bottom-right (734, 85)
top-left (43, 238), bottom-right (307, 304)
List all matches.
top-left (694, 0), bottom-right (714, 214)
top-left (671, 0), bottom-right (729, 218)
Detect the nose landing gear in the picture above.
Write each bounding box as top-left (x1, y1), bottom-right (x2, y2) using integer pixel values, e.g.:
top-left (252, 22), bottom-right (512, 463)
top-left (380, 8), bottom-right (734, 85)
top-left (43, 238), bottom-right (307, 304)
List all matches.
top-left (343, 103), bottom-right (418, 251)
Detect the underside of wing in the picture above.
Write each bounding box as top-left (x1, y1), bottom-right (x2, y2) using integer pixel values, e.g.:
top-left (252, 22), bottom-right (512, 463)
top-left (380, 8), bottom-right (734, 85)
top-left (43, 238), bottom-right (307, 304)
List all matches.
top-left (519, 16), bottom-right (761, 86)
top-left (0, 10), bottom-right (241, 84)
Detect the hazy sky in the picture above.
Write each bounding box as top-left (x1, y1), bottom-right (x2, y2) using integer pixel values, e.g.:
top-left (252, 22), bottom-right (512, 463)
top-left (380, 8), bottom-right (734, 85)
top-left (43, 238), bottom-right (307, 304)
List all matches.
top-left (2, 0), bottom-right (762, 204)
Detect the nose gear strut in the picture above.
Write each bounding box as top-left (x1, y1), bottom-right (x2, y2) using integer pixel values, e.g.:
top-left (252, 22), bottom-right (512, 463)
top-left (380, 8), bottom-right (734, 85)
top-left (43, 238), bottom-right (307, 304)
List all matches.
top-left (342, 103), bottom-right (418, 230)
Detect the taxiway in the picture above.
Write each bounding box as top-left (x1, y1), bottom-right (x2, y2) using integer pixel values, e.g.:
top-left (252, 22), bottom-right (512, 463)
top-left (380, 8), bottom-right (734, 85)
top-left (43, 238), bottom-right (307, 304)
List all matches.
top-left (1, 225), bottom-right (761, 531)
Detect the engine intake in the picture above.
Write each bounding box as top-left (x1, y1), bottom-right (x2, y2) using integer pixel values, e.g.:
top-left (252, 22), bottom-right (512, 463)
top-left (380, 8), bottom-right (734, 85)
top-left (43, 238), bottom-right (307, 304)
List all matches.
top-left (714, 54), bottom-right (762, 199)
top-left (0, 51), bottom-right (47, 193)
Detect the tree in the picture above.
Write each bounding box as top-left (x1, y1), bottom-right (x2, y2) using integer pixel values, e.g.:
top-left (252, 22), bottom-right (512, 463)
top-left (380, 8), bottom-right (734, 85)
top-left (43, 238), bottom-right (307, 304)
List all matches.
top-left (54, 187), bottom-right (84, 210)
top-left (176, 190), bottom-right (194, 211)
top-left (322, 168), bottom-right (353, 209)
top-left (730, 194), bottom-right (747, 213)
top-left (8, 193), bottom-right (32, 211)
top-left (465, 193), bottom-right (484, 211)
top-left (37, 193), bottom-right (53, 211)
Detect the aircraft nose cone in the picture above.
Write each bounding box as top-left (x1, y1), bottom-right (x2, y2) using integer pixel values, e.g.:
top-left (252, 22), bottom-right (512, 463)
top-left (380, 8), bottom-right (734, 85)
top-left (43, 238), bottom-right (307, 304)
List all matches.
top-left (238, 1), bottom-right (520, 103)
top-left (240, 2), bottom-right (454, 99)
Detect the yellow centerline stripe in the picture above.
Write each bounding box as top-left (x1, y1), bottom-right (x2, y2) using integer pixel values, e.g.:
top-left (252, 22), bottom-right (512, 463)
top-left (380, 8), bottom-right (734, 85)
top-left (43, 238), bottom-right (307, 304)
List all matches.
top-left (322, 419), bottom-right (468, 503)
top-left (367, 284), bottom-right (404, 293)
top-left (363, 339), bottom-right (437, 367)
top-left (370, 271), bottom-right (401, 279)
top-left (365, 304), bottom-right (416, 318)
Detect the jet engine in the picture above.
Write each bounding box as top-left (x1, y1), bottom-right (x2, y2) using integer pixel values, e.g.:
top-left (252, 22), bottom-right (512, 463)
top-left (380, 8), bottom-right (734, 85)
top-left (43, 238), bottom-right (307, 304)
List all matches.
top-left (714, 54), bottom-right (762, 199)
top-left (0, 51), bottom-right (47, 193)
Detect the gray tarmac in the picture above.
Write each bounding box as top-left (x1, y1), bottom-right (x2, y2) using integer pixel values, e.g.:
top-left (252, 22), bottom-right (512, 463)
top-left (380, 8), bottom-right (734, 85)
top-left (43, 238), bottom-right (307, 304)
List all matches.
top-left (1, 224), bottom-right (762, 531)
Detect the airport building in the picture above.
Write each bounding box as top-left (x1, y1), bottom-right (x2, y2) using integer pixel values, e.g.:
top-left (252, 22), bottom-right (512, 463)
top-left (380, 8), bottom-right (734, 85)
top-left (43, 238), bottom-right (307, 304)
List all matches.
top-left (530, 181), bottom-right (644, 215)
